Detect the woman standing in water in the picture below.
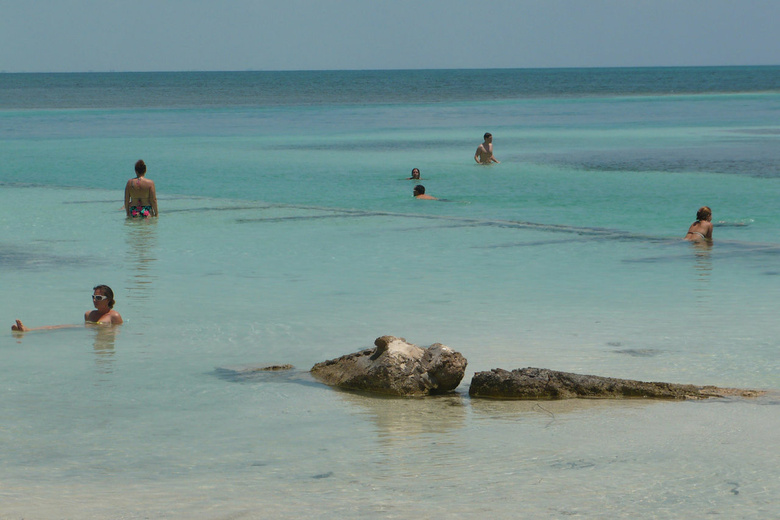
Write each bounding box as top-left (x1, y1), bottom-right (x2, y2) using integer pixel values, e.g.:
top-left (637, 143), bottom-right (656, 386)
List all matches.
top-left (11, 285), bottom-right (123, 332)
top-left (125, 159), bottom-right (158, 218)
top-left (684, 206), bottom-right (713, 241)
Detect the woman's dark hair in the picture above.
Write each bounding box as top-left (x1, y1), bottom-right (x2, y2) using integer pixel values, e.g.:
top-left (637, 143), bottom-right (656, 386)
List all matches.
top-left (93, 285), bottom-right (116, 309)
top-left (134, 160), bottom-right (147, 176)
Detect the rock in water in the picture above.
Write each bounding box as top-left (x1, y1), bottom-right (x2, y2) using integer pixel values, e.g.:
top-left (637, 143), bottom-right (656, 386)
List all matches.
top-left (310, 336), bottom-right (467, 396)
top-left (469, 367), bottom-right (760, 400)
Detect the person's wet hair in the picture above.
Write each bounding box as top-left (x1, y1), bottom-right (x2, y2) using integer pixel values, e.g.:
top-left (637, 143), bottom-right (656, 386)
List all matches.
top-left (135, 159), bottom-right (147, 176)
top-left (484, 132), bottom-right (492, 139)
top-left (93, 284), bottom-right (116, 309)
top-left (414, 185), bottom-right (425, 196)
top-left (696, 206), bottom-right (712, 221)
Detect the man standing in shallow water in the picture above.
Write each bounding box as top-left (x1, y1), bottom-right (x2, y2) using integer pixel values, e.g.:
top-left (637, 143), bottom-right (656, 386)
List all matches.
top-left (475, 132), bottom-right (499, 164)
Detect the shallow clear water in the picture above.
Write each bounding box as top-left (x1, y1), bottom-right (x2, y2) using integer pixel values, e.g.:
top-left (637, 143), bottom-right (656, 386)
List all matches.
top-left (1, 68), bottom-right (779, 519)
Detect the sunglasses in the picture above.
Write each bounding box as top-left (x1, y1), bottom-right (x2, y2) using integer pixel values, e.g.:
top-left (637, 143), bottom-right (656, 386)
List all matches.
top-left (92, 294), bottom-right (108, 301)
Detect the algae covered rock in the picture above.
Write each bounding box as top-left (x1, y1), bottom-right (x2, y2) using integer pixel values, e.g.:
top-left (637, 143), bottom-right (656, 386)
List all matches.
top-left (469, 367), bottom-right (762, 400)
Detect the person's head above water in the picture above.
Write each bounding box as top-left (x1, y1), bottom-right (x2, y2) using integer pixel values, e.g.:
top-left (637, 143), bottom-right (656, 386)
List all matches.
top-left (410, 168), bottom-right (420, 179)
top-left (413, 185), bottom-right (426, 196)
top-left (93, 284), bottom-right (116, 309)
top-left (134, 159), bottom-right (147, 177)
top-left (135, 159), bottom-right (147, 177)
top-left (483, 132), bottom-right (492, 141)
top-left (696, 206), bottom-right (712, 222)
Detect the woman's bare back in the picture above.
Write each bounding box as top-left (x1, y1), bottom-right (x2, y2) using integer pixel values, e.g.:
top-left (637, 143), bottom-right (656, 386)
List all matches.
top-left (125, 176), bottom-right (158, 216)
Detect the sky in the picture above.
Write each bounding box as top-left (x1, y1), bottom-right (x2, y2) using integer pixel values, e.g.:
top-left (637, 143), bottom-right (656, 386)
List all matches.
top-left (1, 0), bottom-right (778, 73)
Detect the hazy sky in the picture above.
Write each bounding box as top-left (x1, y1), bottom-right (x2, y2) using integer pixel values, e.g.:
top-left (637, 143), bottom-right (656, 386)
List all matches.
top-left (1, 0), bottom-right (777, 72)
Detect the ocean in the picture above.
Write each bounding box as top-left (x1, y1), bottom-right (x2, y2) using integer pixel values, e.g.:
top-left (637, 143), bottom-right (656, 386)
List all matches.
top-left (1, 67), bottom-right (779, 519)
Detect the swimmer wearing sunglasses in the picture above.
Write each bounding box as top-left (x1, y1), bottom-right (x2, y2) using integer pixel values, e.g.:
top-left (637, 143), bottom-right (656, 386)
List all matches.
top-left (11, 284), bottom-right (123, 332)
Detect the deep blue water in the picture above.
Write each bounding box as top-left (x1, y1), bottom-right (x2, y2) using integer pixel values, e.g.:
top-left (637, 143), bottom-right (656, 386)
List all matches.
top-left (2, 66), bottom-right (779, 109)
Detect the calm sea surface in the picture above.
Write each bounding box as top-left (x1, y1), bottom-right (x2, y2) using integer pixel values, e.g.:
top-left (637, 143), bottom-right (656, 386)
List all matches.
top-left (1, 67), bottom-right (779, 519)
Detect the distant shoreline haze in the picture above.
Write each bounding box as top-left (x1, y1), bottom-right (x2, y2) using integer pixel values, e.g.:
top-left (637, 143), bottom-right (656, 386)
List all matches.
top-left (2, 66), bottom-right (778, 110)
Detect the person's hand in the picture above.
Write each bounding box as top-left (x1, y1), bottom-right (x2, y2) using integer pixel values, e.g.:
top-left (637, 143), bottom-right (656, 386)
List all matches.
top-left (11, 319), bottom-right (29, 332)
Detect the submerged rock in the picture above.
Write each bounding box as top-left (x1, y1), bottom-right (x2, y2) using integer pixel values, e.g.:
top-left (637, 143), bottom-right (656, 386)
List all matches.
top-left (220, 363), bottom-right (295, 373)
top-left (469, 367), bottom-right (764, 400)
top-left (213, 363), bottom-right (296, 383)
top-left (310, 336), bottom-right (467, 396)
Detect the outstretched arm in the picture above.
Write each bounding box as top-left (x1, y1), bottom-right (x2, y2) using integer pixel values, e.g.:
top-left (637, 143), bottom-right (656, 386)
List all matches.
top-left (11, 319), bottom-right (79, 333)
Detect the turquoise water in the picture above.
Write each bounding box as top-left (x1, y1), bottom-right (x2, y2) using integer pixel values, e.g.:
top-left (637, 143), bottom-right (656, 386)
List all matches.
top-left (1, 68), bottom-right (779, 519)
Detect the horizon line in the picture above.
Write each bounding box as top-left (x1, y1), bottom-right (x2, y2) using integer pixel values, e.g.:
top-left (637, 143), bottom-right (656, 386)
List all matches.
top-left (2, 63), bottom-right (779, 75)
